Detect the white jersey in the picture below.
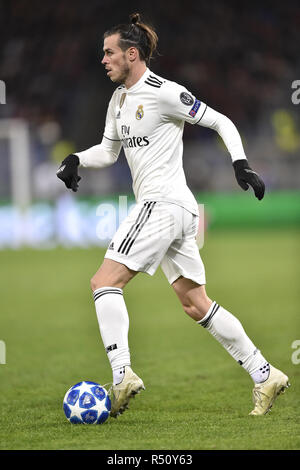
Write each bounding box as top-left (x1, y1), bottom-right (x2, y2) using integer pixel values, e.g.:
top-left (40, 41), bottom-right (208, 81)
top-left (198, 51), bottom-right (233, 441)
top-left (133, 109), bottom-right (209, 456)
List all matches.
top-left (77, 68), bottom-right (246, 215)
top-left (103, 68), bottom-right (208, 215)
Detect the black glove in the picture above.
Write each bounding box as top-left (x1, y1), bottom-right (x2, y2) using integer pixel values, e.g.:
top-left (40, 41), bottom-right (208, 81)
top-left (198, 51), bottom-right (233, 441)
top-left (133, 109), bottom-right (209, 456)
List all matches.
top-left (233, 159), bottom-right (265, 201)
top-left (56, 154), bottom-right (81, 192)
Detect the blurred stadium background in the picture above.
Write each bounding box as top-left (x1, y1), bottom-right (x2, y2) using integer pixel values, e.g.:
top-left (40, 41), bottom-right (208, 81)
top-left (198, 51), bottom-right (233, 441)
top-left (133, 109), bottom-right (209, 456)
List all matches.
top-left (0, 0), bottom-right (299, 248)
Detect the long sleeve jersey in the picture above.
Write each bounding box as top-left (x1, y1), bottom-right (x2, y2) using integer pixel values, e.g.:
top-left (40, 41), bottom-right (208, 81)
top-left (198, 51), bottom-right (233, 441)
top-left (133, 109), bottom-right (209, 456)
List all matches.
top-left (76, 68), bottom-right (246, 215)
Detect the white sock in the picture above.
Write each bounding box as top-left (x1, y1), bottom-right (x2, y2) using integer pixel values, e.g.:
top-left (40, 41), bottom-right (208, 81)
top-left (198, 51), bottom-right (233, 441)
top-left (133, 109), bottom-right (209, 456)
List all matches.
top-left (113, 366), bottom-right (126, 385)
top-left (250, 363), bottom-right (270, 383)
top-left (198, 301), bottom-right (270, 383)
top-left (93, 287), bottom-right (131, 383)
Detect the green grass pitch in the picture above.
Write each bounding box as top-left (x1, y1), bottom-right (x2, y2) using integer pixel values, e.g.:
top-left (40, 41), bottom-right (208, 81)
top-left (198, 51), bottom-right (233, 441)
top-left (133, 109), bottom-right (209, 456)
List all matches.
top-left (0, 228), bottom-right (299, 450)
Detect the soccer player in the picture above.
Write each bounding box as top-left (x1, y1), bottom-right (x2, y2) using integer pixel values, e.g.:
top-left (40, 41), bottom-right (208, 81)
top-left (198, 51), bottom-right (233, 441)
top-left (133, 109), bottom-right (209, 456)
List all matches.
top-left (57, 13), bottom-right (290, 417)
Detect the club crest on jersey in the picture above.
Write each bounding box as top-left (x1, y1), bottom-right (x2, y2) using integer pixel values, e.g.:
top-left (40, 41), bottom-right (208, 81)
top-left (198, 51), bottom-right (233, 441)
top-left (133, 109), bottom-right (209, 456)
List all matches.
top-left (136, 104), bottom-right (144, 120)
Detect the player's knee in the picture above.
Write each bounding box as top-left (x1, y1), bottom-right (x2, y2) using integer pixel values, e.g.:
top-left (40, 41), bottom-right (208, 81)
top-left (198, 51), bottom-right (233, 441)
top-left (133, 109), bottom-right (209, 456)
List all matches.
top-left (181, 292), bottom-right (213, 321)
top-left (90, 275), bottom-right (113, 291)
top-left (90, 273), bottom-right (128, 291)
top-left (90, 275), bottom-right (98, 291)
top-left (90, 259), bottom-right (136, 292)
top-left (182, 302), bottom-right (206, 321)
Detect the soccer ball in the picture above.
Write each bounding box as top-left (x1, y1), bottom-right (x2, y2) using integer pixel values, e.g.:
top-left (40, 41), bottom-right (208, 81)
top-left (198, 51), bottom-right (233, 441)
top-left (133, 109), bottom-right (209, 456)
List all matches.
top-left (63, 381), bottom-right (111, 424)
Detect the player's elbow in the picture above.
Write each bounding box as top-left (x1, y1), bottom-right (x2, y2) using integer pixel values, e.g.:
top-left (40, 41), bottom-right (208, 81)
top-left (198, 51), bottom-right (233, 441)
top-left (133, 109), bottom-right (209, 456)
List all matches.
top-left (215, 113), bottom-right (237, 135)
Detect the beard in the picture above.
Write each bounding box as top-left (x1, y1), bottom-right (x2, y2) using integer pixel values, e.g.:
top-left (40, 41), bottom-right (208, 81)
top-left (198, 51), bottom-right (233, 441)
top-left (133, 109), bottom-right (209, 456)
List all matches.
top-left (112, 57), bottom-right (130, 84)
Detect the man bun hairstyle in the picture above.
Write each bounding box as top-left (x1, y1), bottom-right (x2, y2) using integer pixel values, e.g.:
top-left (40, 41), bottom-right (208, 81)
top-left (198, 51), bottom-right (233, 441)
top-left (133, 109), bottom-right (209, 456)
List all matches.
top-left (104, 13), bottom-right (158, 64)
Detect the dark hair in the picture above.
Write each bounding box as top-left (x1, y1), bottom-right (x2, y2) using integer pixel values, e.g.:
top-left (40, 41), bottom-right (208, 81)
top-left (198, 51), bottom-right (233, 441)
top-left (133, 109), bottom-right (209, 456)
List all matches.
top-left (103, 13), bottom-right (158, 64)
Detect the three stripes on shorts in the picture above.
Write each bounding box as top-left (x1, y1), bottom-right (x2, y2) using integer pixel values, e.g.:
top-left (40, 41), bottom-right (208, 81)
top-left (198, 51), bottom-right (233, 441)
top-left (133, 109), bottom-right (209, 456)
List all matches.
top-left (117, 201), bottom-right (156, 256)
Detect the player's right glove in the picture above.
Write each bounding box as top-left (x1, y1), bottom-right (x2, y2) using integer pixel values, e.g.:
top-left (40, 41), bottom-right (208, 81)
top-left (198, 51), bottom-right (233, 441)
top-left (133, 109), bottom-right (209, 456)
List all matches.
top-left (233, 159), bottom-right (265, 201)
top-left (56, 154), bottom-right (81, 192)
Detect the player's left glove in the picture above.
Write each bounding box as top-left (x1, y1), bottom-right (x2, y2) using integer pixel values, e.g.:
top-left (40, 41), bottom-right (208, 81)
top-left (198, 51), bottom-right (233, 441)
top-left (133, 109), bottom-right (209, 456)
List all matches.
top-left (56, 154), bottom-right (81, 192)
top-left (233, 159), bottom-right (265, 201)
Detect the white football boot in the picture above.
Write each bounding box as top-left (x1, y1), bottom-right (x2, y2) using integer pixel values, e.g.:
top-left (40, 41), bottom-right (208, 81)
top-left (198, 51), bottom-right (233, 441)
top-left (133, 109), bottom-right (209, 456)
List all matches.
top-left (109, 366), bottom-right (145, 418)
top-left (249, 365), bottom-right (290, 415)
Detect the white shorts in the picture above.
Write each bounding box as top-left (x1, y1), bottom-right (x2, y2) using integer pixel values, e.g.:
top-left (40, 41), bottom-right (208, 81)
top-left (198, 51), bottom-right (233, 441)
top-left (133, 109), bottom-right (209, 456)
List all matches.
top-left (104, 201), bottom-right (206, 285)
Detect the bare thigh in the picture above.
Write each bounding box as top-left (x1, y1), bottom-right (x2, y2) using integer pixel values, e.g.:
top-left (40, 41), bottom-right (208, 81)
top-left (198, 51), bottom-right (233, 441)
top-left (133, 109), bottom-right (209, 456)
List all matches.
top-left (172, 276), bottom-right (213, 321)
top-left (90, 258), bottom-right (137, 291)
